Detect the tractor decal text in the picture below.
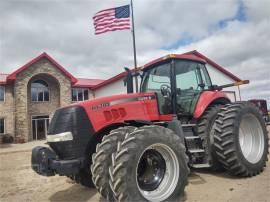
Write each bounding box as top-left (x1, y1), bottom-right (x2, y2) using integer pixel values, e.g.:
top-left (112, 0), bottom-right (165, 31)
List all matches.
top-left (92, 102), bottom-right (110, 111)
top-left (91, 95), bottom-right (156, 111)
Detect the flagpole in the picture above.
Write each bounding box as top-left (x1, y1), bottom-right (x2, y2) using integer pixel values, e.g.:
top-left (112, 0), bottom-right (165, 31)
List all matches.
top-left (130, 0), bottom-right (139, 92)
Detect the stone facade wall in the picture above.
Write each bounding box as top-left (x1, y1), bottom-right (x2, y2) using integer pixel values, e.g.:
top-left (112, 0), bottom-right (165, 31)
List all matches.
top-left (0, 84), bottom-right (15, 137)
top-left (27, 74), bottom-right (61, 141)
top-left (1, 57), bottom-right (101, 143)
top-left (14, 58), bottom-right (72, 142)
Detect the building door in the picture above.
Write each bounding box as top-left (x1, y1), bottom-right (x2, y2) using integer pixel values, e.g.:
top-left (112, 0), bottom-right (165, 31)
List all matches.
top-left (32, 115), bottom-right (49, 140)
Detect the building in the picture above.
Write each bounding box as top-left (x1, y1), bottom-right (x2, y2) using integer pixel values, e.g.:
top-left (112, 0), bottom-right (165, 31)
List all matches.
top-left (0, 51), bottom-right (242, 143)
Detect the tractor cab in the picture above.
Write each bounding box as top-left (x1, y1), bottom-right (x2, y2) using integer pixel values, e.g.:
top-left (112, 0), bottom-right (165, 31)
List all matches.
top-left (140, 55), bottom-right (212, 116)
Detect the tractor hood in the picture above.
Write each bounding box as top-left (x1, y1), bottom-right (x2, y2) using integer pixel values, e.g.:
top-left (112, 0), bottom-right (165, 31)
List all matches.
top-left (73, 92), bottom-right (164, 132)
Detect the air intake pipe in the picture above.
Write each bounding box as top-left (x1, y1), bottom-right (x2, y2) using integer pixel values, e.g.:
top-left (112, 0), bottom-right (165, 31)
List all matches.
top-left (124, 67), bottom-right (134, 93)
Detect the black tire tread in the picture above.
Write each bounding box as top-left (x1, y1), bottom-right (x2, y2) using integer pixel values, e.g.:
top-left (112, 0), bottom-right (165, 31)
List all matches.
top-left (91, 126), bottom-right (136, 200)
top-left (214, 101), bottom-right (269, 176)
top-left (110, 125), bottom-right (189, 202)
top-left (197, 104), bottom-right (223, 170)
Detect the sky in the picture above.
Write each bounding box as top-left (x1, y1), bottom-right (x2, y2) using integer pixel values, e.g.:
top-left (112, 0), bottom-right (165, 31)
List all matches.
top-left (0, 0), bottom-right (269, 106)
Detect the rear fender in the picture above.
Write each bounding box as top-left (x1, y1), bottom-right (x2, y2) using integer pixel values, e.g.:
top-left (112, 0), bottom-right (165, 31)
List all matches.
top-left (193, 91), bottom-right (230, 119)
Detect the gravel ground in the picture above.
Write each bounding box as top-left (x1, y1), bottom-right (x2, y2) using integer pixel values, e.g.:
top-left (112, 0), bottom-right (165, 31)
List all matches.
top-left (0, 127), bottom-right (269, 202)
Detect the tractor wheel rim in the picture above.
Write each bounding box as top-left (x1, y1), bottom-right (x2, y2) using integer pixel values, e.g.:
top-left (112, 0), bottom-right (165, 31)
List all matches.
top-left (136, 143), bottom-right (179, 202)
top-left (239, 114), bottom-right (265, 164)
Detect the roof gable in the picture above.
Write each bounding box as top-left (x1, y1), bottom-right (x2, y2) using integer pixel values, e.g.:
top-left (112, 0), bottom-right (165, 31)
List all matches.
top-left (6, 52), bottom-right (77, 84)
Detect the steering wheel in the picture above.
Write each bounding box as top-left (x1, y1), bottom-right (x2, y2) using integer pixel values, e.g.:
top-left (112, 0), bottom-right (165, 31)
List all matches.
top-left (160, 84), bottom-right (171, 97)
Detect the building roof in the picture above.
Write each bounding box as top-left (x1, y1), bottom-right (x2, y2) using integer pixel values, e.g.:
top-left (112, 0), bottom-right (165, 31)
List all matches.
top-left (0, 50), bottom-right (241, 88)
top-left (92, 71), bottom-right (128, 90)
top-left (73, 78), bottom-right (105, 88)
top-left (0, 73), bottom-right (104, 88)
top-left (6, 52), bottom-right (78, 84)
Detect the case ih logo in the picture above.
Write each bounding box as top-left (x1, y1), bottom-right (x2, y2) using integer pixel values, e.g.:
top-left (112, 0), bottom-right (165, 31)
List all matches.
top-left (91, 95), bottom-right (155, 111)
top-left (92, 102), bottom-right (110, 111)
top-left (137, 96), bottom-right (154, 101)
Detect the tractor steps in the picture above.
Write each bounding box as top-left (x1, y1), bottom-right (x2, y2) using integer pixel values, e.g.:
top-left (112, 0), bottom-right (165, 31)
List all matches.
top-left (191, 163), bottom-right (211, 168)
top-left (188, 149), bottom-right (205, 153)
top-left (182, 124), bottom-right (197, 127)
top-left (184, 136), bottom-right (201, 140)
top-left (184, 135), bottom-right (210, 166)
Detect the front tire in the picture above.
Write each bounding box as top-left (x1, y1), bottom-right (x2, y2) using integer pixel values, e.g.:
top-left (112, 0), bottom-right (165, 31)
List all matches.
top-left (214, 102), bottom-right (269, 176)
top-left (91, 126), bottom-right (136, 200)
top-left (110, 125), bottom-right (189, 202)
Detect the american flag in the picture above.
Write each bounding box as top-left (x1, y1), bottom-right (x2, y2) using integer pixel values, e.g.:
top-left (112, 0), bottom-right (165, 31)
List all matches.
top-left (93, 5), bottom-right (131, 35)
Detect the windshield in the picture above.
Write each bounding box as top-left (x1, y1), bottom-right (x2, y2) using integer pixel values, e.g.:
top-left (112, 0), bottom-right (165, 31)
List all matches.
top-left (141, 62), bottom-right (171, 93)
top-left (141, 62), bottom-right (171, 114)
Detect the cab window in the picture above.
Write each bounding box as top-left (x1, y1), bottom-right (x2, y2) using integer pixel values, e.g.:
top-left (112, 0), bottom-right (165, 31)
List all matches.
top-left (141, 63), bottom-right (171, 91)
top-left (141, 62), bottom-right (171, 114)
top-left (175, 60), bottom-right (203, 114)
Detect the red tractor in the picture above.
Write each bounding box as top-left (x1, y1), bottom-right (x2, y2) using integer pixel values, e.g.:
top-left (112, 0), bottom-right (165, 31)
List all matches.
top-left (32, 54), bottom-right (268, 202)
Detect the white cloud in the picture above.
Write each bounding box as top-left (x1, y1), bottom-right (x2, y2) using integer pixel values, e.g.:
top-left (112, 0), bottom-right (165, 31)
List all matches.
top-left (0, 0), bottom-right (269, 106)
top-left (244, 0), bottom-right (270, 22)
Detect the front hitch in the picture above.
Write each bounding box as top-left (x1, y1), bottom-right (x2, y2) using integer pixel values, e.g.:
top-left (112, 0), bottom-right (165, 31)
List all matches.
top-left (31, 146), bottom-right (84, 177)
top-left (31, 146), bottom-right (56, 176)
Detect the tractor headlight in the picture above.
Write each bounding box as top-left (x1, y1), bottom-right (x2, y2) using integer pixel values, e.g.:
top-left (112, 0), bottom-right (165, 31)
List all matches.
top-left (47, 131), bottom-right (73, 142)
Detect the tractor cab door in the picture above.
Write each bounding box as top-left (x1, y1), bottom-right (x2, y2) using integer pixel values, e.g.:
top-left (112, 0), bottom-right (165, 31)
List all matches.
top-left (141, 62), bottom-right (173, 114)
top-left (174, 60), bottom-right (211, 114)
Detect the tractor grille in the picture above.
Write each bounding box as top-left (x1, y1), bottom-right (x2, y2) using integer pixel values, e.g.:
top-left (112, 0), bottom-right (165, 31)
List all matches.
top-left (48, 106), bottom-right (94, 160)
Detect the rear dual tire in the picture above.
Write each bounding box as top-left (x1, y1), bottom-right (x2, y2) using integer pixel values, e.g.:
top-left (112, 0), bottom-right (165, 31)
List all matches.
top-left (197, 105), bottom-right (224, 170)
top-left (214, 102), bottom-right (269, 176)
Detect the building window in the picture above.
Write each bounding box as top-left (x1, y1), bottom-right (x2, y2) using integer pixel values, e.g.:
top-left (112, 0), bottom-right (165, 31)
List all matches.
top-left (31, 80), bottom-right (49, 102)
top-left (0, 118), bottom-right (4, 134)
top-left (0, 86), bottom-right (5, 101)
top-left (32, 115), bottom-right (49, 140)
top-left (72, 88), bottom-right (89, 101)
